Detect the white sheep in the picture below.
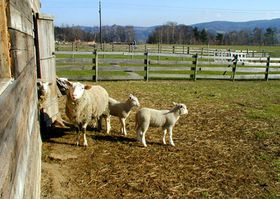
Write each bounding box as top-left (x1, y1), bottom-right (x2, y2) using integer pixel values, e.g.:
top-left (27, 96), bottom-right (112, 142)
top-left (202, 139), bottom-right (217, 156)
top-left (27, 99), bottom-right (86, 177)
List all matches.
top-left (135, 102), bottom-right (188, 147)
top-left (37, 80), bottom-right (52, 111)
top-left (65, 80), bottom-right (110, 146)
top-left (108, 94), bottom-right (140, 135)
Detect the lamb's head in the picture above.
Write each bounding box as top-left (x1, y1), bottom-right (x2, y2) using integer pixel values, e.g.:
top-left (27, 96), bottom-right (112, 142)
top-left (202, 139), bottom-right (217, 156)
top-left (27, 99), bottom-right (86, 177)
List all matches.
top-left (128, 94), bottom-right (140, 107)
top-left (66, 81), bottom-right (92, 101)
top-left (172, 102), bottom-right (188, 115)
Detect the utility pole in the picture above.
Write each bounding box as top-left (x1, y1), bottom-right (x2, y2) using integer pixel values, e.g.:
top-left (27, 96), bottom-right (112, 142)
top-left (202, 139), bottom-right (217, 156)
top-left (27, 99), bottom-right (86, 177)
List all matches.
top-left (99, 1), bottom-right (102, 44)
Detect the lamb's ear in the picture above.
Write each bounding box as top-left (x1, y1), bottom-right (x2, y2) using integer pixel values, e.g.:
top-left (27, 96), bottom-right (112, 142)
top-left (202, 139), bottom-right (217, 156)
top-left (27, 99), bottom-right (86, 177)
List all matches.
top-left (85, 85), bottom-right (92, 90)
top-left (129, 94), bottom-right (133, 98)
top-left (48, 82), bottom-right (53, 86)
top-left (172, 102), bottom-right (178, 106)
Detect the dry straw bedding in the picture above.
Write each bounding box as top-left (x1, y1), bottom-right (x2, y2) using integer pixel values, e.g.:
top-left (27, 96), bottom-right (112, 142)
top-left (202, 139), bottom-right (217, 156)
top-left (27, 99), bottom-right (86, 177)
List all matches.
top-left (41, 81), bottom-right (280, 198)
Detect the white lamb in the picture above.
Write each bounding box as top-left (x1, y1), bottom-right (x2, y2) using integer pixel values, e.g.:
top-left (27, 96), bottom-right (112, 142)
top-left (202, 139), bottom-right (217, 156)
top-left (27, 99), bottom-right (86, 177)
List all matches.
top-left (135, 102), bottom-right (188, 147)
top-left (65, 80), bottom-right (110, 146)
top-left (108, 94), bottom-right (140, 135)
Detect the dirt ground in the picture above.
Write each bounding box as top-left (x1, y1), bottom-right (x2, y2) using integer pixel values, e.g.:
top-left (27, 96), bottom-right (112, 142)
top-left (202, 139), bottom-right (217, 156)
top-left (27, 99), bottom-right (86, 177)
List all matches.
top-left (41, 81), bottom-right (280, 198)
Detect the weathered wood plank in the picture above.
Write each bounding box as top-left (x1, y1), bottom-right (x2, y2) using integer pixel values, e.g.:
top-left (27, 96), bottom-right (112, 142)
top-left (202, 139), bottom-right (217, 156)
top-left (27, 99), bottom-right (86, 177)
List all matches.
top-left (8, 2), bottom-right (33, 35)
top-left (9, 29), bottom-right (35, 77)
top-left (0, 62), bottom-right (38, 198)
top-left (196, 74), bottom-right (232, 80)
top-left (149, 74), bottom-right (191, 79)
top-left (0, 0), bottom-right (11, 78)
top-left (235, 74), bottom-right (266, 80)
top-left (149, 66), bottom-right (192, 72)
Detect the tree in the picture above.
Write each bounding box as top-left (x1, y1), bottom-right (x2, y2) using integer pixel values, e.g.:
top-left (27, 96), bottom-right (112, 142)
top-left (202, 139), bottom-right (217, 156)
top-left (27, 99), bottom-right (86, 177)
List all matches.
top-left (216, 33), bottom-right (224, 45)
top-left (264, 27), bottom-right (277, 45)
top-left (200, 29), bottom-right (208, 44)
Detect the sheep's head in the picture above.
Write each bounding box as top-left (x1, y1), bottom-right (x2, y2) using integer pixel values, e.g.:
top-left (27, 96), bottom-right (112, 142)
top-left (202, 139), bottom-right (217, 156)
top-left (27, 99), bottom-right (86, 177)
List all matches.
top-left (66, 81), bottom-right (92, 101)
top-left (37, 81), bottom-right (52, 97)
top-left (128, 94), bottom-right (140, 107)
top-left (172, 102), bottom-right (188, 115)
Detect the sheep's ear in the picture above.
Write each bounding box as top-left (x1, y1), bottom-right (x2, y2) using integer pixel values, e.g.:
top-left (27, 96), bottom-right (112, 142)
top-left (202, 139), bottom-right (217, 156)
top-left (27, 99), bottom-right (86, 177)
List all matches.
top-left (129, 94), bottom-right (133, 98)
top-left (65, 80), bottom-right (73, 87)
top-left (48, 82), bottom-right (53, 86)
top-left (172, 102), bottom-right (178, 106)
top-left (85, 85), bottom-right (92, 90)
top-left (37, 81), bottom-right (43, 86)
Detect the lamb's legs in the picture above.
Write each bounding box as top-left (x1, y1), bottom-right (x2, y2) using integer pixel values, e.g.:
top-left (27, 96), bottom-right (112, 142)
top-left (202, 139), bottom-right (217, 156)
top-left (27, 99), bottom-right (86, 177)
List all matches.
top-left (120, 118), bottom-right (127, 136)
top-left (142, 130), bottom-right (147, 147)
top-left (163, 129), bottom-right (167, 145)
top-left (136, 128), bottom-right (142, 142)
top-left (168, 127), bottom-right (175, 146)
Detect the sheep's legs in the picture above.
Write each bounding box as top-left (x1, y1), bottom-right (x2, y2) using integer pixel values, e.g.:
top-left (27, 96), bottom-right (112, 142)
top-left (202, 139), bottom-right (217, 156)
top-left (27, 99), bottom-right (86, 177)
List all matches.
top-left (105, 115), bottom-right (111, 134)
top-left (163, 129), bottom-right (167, 145)
top-left (168, 127), bottom-right (175, 146)
top-left (82, 124), bottom-right (88, 147)
top-left (76, 127), bottom-right (81, 146)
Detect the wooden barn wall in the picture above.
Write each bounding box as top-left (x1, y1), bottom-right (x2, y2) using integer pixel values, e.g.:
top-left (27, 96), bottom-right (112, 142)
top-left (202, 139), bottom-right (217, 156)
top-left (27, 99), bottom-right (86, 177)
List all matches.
top-left (0, 0), bottom-right (41, 198)
top-left (36, 14), bottom-right (59, 126)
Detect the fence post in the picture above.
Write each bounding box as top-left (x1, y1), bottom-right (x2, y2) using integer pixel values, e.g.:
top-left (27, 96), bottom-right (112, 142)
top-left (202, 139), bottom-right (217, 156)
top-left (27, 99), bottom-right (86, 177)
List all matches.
top-left (93, 50), bottom-right (98, 82)
top-left (173, 45), bottom-right (175, 54)
top-left (192, 53), bottom-right (198, 81)
top-left (144, 52), bottom-right (149, 81)
top-left (232, 55), bottom-right (238, 81)
top-left (187, 46), bottom-right (190, 55)
top-left (112, 44), bottom-right (114, 52)
top-left (265, 56), bottom-right (270, 81)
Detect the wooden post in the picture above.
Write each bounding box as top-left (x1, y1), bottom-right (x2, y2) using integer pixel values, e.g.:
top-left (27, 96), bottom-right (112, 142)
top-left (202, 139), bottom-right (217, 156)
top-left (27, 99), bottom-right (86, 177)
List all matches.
top-left (232, 55), bottom-right (238, 81)
top-left (173, 45), bottom-right (175, 54)
top-left (144, 52), bottom-right (149, 81)
top-left (187, 46), bottom-right (190, 54)
top-left (265, 56), bottom-right (270, 81)
top-left (201, 47), bottom-right (204, 58)
top-left (112, 44), bottom-right (114, 52)
top-left (183, 45), bottom-right (185, 54)
top-left (93, 50), bottom-right (98, 82)
top-left (193, 54), bottom-right (198, 81)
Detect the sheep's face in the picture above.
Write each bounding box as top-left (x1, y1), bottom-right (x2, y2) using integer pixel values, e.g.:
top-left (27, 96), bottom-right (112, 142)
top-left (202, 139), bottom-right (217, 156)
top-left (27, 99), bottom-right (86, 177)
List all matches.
top-left (69, 82), bottom-right (85, 101)
top-left (129, 94), bottom-right (140, 107)
top-left (37, 81), bottom-right (52, 97)
top-left (173, 103), bottom-right (188, 115)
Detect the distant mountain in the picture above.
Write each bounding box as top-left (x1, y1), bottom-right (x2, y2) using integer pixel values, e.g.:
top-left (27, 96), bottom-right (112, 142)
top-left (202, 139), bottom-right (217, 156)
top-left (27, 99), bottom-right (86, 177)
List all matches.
top-left (192, 18), bottom-right (280, 32)
top-left (70, 18), bottom-right (280, 42)
top-left (134, 26), bottom-right (156, 42)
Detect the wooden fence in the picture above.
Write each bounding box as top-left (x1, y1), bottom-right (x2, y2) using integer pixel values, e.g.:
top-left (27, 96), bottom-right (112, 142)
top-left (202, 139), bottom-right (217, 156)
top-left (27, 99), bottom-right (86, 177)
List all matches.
top-left (56, 51), bottom-right (280, 81)
top-left (56, 43), bottom-right (268, 58)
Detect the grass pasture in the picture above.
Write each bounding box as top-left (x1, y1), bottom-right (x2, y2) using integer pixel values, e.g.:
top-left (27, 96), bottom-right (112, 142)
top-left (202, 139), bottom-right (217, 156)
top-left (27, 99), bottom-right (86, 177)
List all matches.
top-left (41, 80), bottom-right (280, 198)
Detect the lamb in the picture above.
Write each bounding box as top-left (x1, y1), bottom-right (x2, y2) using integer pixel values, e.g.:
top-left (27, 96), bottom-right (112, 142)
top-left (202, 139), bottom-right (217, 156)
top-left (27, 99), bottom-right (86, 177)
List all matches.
top-left (65, 80), bottom-right (110, 146)
top-left (108, 94), bottom-right (140, 135)
top-left (135, 102), bottom-right (188, 147)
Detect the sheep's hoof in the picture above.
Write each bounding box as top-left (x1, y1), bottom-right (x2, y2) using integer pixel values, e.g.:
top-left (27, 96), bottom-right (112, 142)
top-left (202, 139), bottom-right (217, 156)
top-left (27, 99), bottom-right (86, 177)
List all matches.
top-left (171, 143), bottom-right (175, 147)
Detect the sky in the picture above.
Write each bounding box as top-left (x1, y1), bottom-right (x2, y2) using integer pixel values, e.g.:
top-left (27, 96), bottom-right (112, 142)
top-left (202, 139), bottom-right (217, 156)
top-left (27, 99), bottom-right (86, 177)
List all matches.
top-left (40, 0), bottom-right (280, 27)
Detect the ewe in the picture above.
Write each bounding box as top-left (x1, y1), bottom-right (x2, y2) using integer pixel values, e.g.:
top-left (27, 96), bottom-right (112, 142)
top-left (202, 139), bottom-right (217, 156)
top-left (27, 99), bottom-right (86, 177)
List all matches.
top-left (65, 81), bottom-right (110, 146)
top-left (135, 103), bottom-right (188, 147)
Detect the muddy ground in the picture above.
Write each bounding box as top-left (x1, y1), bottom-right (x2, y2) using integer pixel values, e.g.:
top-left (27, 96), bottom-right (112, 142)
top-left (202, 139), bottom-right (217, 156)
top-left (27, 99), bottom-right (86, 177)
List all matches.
top-left (41, 81), bottom-right (280, 198)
